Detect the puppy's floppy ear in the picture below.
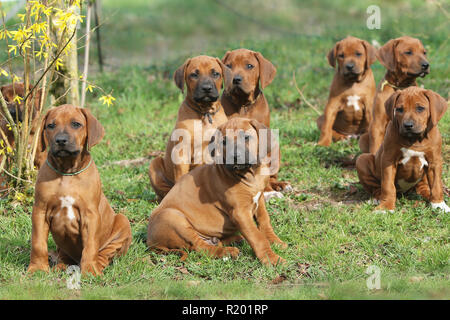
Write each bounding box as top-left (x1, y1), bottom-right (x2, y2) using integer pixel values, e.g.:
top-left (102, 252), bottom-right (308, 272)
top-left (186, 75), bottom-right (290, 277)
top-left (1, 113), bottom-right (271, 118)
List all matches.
top-left (361, 40), bottom-right (377, 69)
top-left (424, 90), bottom-right (448, 129)
top-left (1, 84), bottom-right (15, 102)
top-left (253, 52), bottom-right (276, 90)
top-left (377, 39), bottom-right (398, 71)
top-left (221, 51), bottom-right (231, 64)
top-left (384, 91), bottom-right (401, 122)
top-left (39, 108), bottom-right (53, 152)
top-left (249, 118), bottom-right (272, 155)
top-left (80, 107), bottom-right (105, 150)
top-left (173, 58), bottom-right (191, 93)
top-left (215, 58), bottom-right (232, 91)
top-left (327, 41), bottom-right (340, 68)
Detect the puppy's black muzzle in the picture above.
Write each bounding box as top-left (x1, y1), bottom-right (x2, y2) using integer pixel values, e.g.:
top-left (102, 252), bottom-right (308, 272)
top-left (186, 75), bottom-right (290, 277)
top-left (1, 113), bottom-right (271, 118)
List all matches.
top-left (50, 132), bottom-right (80, 157)
top-left (193, 80), bottom-right (219, 103)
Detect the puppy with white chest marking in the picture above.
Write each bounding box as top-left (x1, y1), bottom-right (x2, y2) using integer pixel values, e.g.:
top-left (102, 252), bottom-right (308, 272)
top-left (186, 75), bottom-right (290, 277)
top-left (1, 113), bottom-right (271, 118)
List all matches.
top-left (147, 117), bottom-right (287, 265)
top-left (317, 36), bottom-right (377, 146)
top-left (356, 87), bottom-right (448, 212)
top-left (28, 105), bottom-right (132, 276)
top-left (359, 36), bottom-right (430, 154)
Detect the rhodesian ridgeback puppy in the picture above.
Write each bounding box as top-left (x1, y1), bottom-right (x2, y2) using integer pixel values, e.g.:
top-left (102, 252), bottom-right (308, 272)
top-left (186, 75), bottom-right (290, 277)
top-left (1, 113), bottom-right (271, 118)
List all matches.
top-left (0, 83), bottom-right (45, 161)
top-left (356, 87), bottom-right (448, 212)
top-left (0, 83), bottom-right (44, 192)
top-left (147, 117), bottom-right (287, 265)
top-left (28, 105), bottom-right (132, 276)
top-left (221, 48), bottom-right (291, 197)
top-left (359, 36), bottom-right (430, 154)
top-left (317, 36), bottom-right (376, 146)
top-left (149, 55), bottom-right (231, 201)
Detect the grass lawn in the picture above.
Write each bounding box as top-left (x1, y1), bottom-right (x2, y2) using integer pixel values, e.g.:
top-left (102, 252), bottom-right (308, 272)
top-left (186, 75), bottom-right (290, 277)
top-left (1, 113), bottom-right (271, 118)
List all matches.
top-left (0, 0), bottom-right (449, 299)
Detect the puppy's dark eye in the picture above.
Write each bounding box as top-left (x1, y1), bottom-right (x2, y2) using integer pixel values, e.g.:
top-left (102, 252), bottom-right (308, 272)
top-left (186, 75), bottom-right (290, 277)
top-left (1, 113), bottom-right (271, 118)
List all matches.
top-left (71, 121), bottom-right (81, 129)
top-left (404, 50), bottom-right (412, 55)
top-left (395, 107), bottom-right (404, 114)
top-left (47, 123), bottom-right (56, 129)
top-left (355, 52), bottom-right (362, 57)
top-left (190, 73), bottom-right (199, 79)
top-left (338, 53), bottom-right (344, 58)
top-left (212, 70), bottom-right (220, 78)
top-left (423, 51), bottom-right (427, 55)
top-left (416, 106), bottom-right (425, 113)
top-left (226, 64), bottom-right (232, 69)
top-left (246, 64), bottom-right (254, 69)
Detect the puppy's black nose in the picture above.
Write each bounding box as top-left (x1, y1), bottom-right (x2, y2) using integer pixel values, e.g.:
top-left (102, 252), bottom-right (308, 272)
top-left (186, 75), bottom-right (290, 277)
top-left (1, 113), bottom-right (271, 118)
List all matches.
top-left (232, 75), bottom-right (242, 84)
top-left (421, 62), bottom-right (429, 70)
top-left (55, 134), bottom-right (69, 146)
top-left (201, 83), bottom-right (213, 93)
top-left (345, 63), bottom-right (354, 71)
top-left (403, 120), bottom-right (414, 130)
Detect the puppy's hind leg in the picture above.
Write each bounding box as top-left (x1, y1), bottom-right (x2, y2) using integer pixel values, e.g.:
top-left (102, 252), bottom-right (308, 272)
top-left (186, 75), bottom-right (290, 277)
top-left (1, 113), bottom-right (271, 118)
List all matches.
top-left (147, 209), bottom-right (240, 260)
top-left (96, 213), bottom-right (132, 272)
top-left (356, 153), bottom-right (381, 200)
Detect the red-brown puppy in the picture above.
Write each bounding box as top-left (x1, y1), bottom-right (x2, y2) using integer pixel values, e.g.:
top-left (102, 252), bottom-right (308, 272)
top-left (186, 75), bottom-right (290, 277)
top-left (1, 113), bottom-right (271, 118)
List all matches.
top-left (356, 87), bottom-right (448, 212)
top-left (149, 55), bottom-right (230, 201)
top-left (359, 36), bottom-right (430, 154)
top-left (28, 105), bottom-right (132, 275)
top-left (0, 83), bottom-right (45, 167)
top-left (317, 36), bottom-right (376, 146)
top-left (221, 48), bottom-right (291, 197)
top-left (147, 118), bottom-right (287, 265)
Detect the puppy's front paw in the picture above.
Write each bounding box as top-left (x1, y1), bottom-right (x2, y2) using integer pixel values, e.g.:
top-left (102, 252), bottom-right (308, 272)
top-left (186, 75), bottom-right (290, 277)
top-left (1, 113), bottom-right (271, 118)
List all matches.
top-left (27, 263), bottom-right (49, 274)
top-left (81, 261), bottom-right (103, 276)
top-left (431, 201), bottom-right (450, 213)
top-left (261, 253), bottom-right (285, 266)
top-left (374, 204), bottom-right (394, 213)
top-left (223, 247), bottom-right (240, 259)
top-left (317, 138), bottom-right (331, 147)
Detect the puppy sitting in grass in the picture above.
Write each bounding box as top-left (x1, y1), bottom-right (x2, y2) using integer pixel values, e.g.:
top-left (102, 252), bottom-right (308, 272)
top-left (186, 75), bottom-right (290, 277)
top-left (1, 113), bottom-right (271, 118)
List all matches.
top-left (356, 87), bottom-right (448, 213)
top-left (317, 36), bottom-right (377, 146)
top-left (147, 117), bottom-right (286, 265)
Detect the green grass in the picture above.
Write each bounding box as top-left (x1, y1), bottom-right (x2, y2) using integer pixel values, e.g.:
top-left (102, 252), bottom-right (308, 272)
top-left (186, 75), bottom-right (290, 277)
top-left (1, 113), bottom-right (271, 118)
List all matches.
top-left (0, 0), bottom-right (449, 299)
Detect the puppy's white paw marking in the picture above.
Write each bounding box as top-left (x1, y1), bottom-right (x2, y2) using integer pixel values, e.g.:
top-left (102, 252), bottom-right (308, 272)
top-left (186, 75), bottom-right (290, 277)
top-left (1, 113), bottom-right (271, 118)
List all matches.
top-left (431, 201), bottom-right (450, 213)
top-left (347, 95), bottom-right (361, 111)
top-left (264, 191), bottom-right (283, 201)
top-left (282, 184), bottom-right (293, 193)
top-left (400, 148), bottom-right (428, 170)
top-left (369, 199), bottom-right (380, 205)
top-left (60, 196), bottom-right (75, 220)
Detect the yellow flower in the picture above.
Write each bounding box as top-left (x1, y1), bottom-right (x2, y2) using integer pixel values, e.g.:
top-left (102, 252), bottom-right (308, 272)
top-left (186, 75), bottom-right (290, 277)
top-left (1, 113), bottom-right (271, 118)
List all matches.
top-left (8, 45), bottom-right (17, 55)
top-left (99, 95), bottom-right (116, 107)
top-left (0, 68), bottom-right (8, 77)
top-left (86, 84), bottom-right (95, 92)
top-left (13, 95), bottom-right (23, 104)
